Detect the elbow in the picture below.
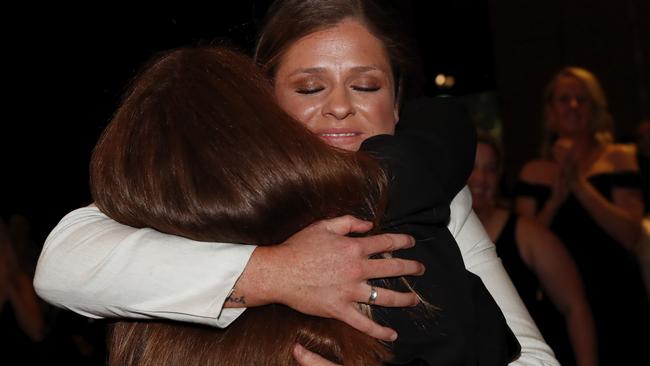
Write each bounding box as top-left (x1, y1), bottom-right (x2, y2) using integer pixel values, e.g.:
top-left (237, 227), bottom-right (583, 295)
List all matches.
top-left (33, 261), bottom-right (65, 306)
top-left (32, 267), bottom-right (52, 303)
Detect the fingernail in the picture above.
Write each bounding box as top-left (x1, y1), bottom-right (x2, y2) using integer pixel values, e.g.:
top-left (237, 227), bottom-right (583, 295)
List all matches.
top-left (412, 296), bottom-right (420, 306)
top-left (294, 344), bottom-right (305, 356)
top-left (389, 332), bottom-right (398, 341)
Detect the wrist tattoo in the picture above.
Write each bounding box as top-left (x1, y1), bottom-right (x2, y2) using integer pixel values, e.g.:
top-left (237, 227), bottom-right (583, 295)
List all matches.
top-left (226, 292), bottom-right (247, 305)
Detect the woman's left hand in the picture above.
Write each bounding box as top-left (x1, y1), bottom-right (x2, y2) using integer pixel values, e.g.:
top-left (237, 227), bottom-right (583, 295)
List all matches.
top-left (293, 344), bottom-right (341, 366)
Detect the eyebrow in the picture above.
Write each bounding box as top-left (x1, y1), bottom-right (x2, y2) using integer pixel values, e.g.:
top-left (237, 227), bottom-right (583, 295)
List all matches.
top-left (287, 65), bottom-right (388, 77)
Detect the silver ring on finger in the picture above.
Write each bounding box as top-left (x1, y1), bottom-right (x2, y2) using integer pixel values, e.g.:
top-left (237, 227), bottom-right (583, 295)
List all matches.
top-left (368, 287), bottom-right (378, 304)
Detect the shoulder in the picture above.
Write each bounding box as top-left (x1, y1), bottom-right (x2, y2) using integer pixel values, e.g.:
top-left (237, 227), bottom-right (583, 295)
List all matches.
top-left (519, 159), bottom-right (557, 185)
top-left (603, 143), bottom-right (639, 171)
top-left (448, 187), bottom-right (473, 235)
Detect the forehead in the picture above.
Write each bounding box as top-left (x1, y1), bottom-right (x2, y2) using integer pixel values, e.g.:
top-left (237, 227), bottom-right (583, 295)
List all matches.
top-left (554, 76), bottom-right (588, 95)
top-left (477, 142), bottom-right (498, 160)
top-left (279, 19), bottom-right (392, 72)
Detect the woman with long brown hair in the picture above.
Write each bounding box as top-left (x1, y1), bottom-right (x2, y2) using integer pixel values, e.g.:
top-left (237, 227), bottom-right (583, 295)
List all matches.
top-left (36, 1), bottom-right (556, 364)
top-left (94, 46), bottom-right (392, 365)
top-left (93, 46), bottom-right (517, 365)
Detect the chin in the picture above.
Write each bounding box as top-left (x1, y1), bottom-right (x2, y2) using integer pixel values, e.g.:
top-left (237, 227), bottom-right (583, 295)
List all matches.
top-left (324, 139), bottom-right (363, 152)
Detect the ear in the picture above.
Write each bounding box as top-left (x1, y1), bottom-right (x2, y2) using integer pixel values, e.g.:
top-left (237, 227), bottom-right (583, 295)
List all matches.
top-left (393, 103), bottom-right (400, 125)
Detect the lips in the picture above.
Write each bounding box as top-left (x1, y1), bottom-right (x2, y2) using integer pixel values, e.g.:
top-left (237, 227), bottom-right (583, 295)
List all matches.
top-left (316, 129), bottom-right (364, 150)
top-left (320, 132), bottom-right (358, 137)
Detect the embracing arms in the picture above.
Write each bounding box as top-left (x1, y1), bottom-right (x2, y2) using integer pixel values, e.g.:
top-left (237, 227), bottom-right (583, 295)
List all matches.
top-left (34, 207), bottom-right (420, 340)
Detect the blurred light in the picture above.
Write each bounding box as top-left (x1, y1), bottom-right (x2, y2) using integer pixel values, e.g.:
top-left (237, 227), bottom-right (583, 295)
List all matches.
top-left (435, 73), bottom-right (446, 87)
top-left (444, 75), bottom-right (455, 88)
top-left (434, 73), bottom-right (455, 89)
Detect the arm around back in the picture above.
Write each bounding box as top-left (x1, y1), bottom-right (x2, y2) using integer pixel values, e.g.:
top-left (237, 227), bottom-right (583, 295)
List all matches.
top-left (34, 205), bottom-right (252, 327)
top-left (34, 206), bottom-right (421, 341)
top-left (448, 187), bottom-right (559, 366)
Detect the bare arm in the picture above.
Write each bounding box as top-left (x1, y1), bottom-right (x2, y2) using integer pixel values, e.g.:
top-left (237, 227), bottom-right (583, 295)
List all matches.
top-left (517, 218), bottom-right (598, 366)
top-left (515, 160), bottom-right (567, 226)
top-left (226, 215), bottom-right (422, 341)
top-left (572, 180), bottom-right (644, 249)
top-left (8, 273), bottom-right (45, 341)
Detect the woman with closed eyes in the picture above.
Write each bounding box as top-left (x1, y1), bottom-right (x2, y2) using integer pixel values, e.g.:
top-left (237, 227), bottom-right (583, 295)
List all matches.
top-left (35, 1), bottom-right (556, 364)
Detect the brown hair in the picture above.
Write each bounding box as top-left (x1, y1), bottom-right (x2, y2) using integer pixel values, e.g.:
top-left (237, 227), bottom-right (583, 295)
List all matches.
top-left (254, 0), bottom-right (416, 105)
top-left (91, 47), bottom-right (390, 365)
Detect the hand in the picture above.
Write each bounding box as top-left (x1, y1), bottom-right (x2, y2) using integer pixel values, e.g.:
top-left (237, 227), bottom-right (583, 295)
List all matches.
top-left (550, 138), bottom-right (577, 204)
top-left (551, 137), bottom-right (574, 166)
top-left (241, 215), bottom-right (423, 341)
top-left (293, 343), bottom-right (341, 366)
top-left (557, 147), bottom-right (587, 193)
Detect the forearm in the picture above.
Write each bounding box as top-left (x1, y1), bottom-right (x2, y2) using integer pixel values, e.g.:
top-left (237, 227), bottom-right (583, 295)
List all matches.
top-left (222, 246), bottom-right (277, 309)
top-left (535, 199), bottom-right (561, 227)
top-left (565, 304), bottom-right (598, 366)
top-left (9, 275), bottom-right (44, 341)
top-left (573, 181), bottom-right (642, 248)
top-left (34, 206), bottom-right (253, 327)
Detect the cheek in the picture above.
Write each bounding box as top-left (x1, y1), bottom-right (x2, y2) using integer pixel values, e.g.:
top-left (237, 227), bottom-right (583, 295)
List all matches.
top-left (486, 175), bottom-right (499, 192)
top-left (275, 89), bottom-right (318, 127)
top-left (364, 95), bottom-right (397, 135)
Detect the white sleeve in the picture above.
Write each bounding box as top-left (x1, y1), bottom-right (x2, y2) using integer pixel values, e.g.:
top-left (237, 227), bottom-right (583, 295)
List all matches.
top-left (34, 206), bottom-right (255, 328)
top-left (448, 187), bottom-right (559, 366)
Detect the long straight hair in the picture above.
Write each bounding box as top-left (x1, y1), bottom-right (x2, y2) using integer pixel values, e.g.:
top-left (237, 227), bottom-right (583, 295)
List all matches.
top-left (91, 47), bottom-right (390, 365)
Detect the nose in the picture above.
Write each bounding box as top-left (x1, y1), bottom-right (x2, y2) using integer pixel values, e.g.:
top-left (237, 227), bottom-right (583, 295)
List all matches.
top-left (323, 86), bottom-right (354, 120)
top-left (569, 97), bottom-right (579, 109)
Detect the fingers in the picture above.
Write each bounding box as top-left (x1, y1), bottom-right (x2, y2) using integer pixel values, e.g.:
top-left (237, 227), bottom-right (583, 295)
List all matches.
top-left (359, 284), bottom-right (419, 307)
top-left (293, 344), bottom-right (341, 366)
top-left (362, 258), bottom-right (425, 278)
top-left (337, 305), bottom-right (398, 341)
top-left (323, 215), bottom-right (373, 235)
top-left (358, 233), bottom-right (416, 256)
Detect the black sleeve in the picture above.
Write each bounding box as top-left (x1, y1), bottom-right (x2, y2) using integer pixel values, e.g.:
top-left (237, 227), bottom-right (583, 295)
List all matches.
top-left (359, 97), bottom-right (520, 365)
top-left (360, 97), bottom-right (476, 227)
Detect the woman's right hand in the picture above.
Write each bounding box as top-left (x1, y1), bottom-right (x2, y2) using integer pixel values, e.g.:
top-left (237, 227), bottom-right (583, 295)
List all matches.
top-left (233, 215), bottom-right (424, 341)
top-left (549, 138), bottom-right (574, 206)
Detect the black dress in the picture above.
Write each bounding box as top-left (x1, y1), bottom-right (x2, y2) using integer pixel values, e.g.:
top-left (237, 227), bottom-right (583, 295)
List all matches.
top-left (516, 172), bottom-right (650, 365)
top-left (494, 213), bottom-right (573, 365)
top-left (362, 97), bottom-right (520, 365)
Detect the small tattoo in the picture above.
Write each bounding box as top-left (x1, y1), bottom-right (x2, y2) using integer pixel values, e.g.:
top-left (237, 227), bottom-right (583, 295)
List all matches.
top-left (226, 293), bottom-right (247, 305)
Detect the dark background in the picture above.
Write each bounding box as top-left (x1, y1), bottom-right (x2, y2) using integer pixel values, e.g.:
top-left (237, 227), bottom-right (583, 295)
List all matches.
top-left (4, 0), bottom-right (649, 246)
top-left (1, 1), bottom-right (648, 363)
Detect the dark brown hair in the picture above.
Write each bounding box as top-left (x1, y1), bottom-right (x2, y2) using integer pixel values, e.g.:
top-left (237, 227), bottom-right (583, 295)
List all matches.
top-left (254, 0), bottom-right (416, 104)
top-left (91, 47), bottom-right (390, 365)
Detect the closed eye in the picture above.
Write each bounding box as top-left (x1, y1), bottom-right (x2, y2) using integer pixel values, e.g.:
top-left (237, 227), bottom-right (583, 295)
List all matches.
top-left (352, 86), bottom-right (380, 92)
top-left (296, 87), bottom-right (325, 95)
